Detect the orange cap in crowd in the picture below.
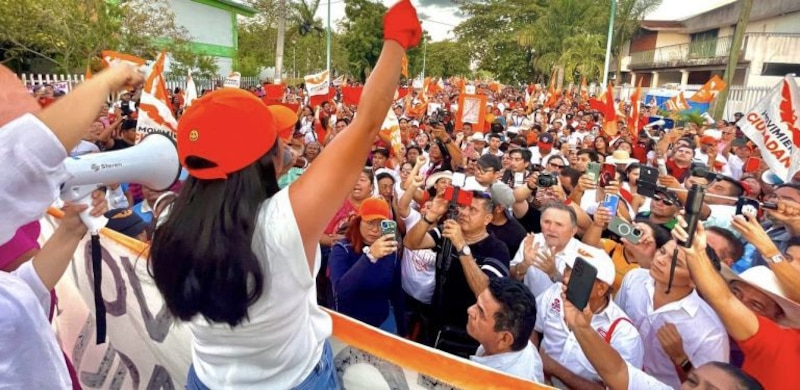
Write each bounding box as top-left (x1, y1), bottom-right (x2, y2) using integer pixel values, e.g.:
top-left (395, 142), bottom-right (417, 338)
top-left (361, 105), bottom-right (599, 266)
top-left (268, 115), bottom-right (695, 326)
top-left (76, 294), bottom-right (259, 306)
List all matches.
top-left (177, 88), bottom-right (297, 180)
top-left (359, 198), bottom-right (391, 221)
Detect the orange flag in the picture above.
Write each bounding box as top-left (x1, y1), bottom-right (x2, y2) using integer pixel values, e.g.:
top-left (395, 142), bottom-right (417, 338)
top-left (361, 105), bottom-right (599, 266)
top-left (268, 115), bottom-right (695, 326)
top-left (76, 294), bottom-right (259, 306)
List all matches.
top-left (401, 54), bottom-right (409, 79)
top-left (628, 79), bottom-right (643, 140)
top-left (85, 63), bottom-right (92, 80)
top-left (690, 75), bottom-right (726, 103)
top-left (101, 50), bottom-right (145, 68)
top-left (580, 76), bottom-right (588, 102)
top-left (666, 92), bottom-right (691, 111)
top-left (544, 70), bottom-right (558, 108)
top-left (602, 85), bottom-right (618, 136)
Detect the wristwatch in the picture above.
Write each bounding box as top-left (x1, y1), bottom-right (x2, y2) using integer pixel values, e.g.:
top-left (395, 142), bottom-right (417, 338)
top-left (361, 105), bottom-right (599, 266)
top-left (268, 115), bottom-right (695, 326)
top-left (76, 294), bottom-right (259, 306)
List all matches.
top-left (457, 245), bottom-right (472, 257)
top-left (768, 253), bottom-right (786, 264)
top-left (679, 358), bottom-right (693, 373)
top-left (363, 246), bottom-right (377, 263)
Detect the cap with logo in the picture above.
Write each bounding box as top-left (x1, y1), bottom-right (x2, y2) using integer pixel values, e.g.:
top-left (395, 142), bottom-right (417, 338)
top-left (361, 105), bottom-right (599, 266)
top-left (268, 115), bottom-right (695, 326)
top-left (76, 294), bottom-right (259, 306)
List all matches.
top-left (538, 133), bottom-right (555, 147)
top-left (566, 244), bottom-right (616, 286)
top-left (177, 88), bottom-right (297, 180)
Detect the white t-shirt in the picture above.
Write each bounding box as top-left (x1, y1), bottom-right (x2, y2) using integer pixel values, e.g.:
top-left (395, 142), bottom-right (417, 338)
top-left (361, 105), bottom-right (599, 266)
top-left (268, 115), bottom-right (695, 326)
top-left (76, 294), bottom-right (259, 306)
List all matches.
top-left (471, 341), bottom-right (545, 384)
top-left (0, 114), bottom-right (69, 245)
top-left (0, 262), bottom-right (72, 388)
top-left (615, 269), bottom-right (729, 389)
top-left (400, 210), bottom-right (437, 304)
top-left (190, 187), bottom-right (332, 389)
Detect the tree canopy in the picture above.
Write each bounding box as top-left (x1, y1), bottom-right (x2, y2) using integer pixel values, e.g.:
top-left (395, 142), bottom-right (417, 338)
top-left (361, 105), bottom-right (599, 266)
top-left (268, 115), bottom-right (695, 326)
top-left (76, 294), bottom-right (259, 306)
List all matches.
top-left (0, 0), bottom-right (217, 75)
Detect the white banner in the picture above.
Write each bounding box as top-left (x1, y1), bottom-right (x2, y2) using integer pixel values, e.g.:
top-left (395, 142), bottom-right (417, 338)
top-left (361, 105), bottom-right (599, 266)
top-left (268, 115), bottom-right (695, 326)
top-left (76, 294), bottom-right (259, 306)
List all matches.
top-left (41, 213), bottom-right (546, 390)
top-left (304, 70), bottom-right (330, 97)
top-left (223, 72), bottom-right (241, 89)
top-left (739, 76), bottom-right (800, 181)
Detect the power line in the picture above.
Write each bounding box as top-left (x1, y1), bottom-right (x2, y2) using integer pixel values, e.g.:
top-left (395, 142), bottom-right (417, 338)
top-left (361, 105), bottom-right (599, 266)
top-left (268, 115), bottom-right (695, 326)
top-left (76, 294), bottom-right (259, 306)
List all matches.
top-left (420, 18), bottom-right (458, 28)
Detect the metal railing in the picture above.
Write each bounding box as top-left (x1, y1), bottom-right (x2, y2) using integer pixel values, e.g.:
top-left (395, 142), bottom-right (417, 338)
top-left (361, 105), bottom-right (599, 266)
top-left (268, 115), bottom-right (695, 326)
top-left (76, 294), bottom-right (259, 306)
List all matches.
top-left (630, 36), bottom-right (734, 69)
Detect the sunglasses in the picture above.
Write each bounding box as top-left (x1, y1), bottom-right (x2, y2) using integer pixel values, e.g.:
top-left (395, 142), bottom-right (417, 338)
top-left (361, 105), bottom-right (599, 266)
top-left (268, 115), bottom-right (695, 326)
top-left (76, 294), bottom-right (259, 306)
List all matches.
top-left (653, 195), bottom-right (676, 206)
top-left (548, 162), bottom-right (565, 169)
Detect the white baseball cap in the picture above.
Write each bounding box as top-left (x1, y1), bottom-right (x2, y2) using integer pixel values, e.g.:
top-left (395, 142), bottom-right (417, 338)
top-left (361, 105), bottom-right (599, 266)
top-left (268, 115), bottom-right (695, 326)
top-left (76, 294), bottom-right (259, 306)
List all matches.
top-left (566, 243), bottom-right (616, 287)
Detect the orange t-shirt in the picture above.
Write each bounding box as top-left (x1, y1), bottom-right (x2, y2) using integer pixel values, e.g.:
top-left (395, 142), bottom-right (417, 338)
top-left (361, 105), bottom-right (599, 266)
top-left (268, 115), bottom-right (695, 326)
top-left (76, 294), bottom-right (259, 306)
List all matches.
top-left (738, 315), bottom-right (800, 389)
top-left (602, 239), bottom-right (639, 293)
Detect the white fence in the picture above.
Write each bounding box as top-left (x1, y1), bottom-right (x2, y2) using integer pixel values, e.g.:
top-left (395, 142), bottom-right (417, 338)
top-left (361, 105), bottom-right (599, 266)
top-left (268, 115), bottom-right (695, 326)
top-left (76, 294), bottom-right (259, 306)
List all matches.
top-left (722, 86), bottom-right (772, 120)
top-left (18, 73), bottom-right (87, 93)
top-left (16, 73), bottom-right (261, 95)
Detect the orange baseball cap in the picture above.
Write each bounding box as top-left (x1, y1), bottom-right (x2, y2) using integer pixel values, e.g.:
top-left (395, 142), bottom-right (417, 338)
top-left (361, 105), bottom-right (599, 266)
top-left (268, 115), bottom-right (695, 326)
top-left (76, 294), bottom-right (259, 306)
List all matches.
top-left (267, 104), bottom-right (299, 141)
top-left (359, 197), bottom-right (391, 221)
top-left (178, 88), bottom-right (297, 180)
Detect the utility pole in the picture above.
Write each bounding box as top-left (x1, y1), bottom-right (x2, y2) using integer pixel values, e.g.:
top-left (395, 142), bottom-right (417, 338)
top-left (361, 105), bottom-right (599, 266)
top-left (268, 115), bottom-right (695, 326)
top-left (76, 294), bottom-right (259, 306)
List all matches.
top-left (275, 0), bottom-right (286, 83)
top-left (602, 0), bottom-right (616, 88)
top-left (422, 37), bottom-right (427, 79)
top-left (326, 0), bottom-right (331, 77)
top-left (713, 0), bottom-right (753, 120)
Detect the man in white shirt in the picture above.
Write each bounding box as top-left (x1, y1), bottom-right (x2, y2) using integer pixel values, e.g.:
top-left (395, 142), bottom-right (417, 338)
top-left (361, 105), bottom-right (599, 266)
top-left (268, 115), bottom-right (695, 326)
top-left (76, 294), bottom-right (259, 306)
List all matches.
top-left (561, 295), bottom-right (763, 390)
top-left (615, 240), bottom-right (730, 389)
top-left (529, 133), bottom-right (559, 165)
top-left (726, 139), bottom-right (751, 180)
top-left (534, 242), bottom-right (644, 389)
top-left (510, 203), bottom-right (600, 297)
top-left (467, 278), bottom-right (544, 384)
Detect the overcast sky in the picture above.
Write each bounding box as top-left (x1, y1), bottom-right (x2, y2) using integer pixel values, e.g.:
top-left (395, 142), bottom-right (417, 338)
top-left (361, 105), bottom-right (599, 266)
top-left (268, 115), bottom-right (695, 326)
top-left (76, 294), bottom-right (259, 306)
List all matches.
top-left (314, 0), bottom-right (464, 42)
top-left (312, 0), bottom-right (738, 42)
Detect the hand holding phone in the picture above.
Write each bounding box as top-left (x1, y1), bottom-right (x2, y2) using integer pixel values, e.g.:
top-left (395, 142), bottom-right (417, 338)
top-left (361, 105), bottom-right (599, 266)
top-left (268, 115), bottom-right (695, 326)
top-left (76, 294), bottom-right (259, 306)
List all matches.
top-left (586, 162), bottom-right (601, 184)
top-left (380, 220), bottom-right (397, 237)
top-left (608, 217), bottom-right (643, 244)
top-left (566, 257), bottom-right (598, 311)
top-left (599, 163), bottom-right (616, 187)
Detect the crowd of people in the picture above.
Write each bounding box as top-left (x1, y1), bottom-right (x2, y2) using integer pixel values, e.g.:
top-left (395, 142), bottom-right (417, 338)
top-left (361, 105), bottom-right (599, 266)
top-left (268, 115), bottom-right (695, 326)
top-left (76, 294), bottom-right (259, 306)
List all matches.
top-left (2, 1), bottom-right (799, 389)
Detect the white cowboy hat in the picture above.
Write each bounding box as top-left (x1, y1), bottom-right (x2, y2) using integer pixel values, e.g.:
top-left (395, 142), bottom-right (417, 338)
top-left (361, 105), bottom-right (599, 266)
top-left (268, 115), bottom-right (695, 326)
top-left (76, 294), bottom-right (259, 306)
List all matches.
top-left (606, 150), bottom-right (639, 166)
top-left (425, 170), bottom-right (453, 190)
top-left (722, 265), bottom-right (800, 328)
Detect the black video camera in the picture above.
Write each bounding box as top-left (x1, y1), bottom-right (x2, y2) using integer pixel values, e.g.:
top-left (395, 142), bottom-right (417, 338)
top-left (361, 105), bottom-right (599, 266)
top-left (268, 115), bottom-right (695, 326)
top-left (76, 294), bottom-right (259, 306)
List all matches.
top-left (537, 172), bottom-right (558, 188)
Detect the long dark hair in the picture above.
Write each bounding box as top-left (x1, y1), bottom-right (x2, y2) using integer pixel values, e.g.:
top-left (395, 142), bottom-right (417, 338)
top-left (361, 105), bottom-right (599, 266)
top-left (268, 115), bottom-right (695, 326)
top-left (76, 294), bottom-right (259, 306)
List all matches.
top-left (149, 144), bottom-right (280, 326)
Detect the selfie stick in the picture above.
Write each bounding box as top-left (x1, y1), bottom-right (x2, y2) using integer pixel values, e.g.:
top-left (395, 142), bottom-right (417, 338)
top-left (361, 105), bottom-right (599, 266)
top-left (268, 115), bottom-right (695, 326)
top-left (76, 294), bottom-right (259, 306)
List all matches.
top-left (661, 186), bottom-right (778, 210)
top-left (667, 184), bottom-right (705, 294)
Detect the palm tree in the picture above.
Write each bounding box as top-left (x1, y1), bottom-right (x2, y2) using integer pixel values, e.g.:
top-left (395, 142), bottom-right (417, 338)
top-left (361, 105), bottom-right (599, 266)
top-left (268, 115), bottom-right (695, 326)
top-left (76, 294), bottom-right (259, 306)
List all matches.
top-left (560, 34), bottom-right (606, 84)
top-left (289, 0), bottom-right (324, 38)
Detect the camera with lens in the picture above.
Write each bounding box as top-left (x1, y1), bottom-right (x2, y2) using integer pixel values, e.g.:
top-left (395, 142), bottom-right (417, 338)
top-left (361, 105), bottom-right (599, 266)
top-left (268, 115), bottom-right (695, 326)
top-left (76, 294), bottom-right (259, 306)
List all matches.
top-left (537, 172), bottom-right (558, 188)
top-left (428, 108), bottom-right (447, 127)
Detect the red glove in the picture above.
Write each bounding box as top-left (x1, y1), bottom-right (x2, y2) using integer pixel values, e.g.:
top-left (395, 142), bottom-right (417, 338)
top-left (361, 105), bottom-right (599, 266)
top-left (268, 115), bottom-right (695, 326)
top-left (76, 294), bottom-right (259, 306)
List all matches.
top-left (383, 0), bottom-right (422, 50)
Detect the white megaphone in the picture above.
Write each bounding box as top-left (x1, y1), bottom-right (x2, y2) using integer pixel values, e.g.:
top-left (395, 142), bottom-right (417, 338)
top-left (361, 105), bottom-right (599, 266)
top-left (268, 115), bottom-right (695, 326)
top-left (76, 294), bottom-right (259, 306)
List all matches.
top-left (61, 134), bottom-right (181, 234)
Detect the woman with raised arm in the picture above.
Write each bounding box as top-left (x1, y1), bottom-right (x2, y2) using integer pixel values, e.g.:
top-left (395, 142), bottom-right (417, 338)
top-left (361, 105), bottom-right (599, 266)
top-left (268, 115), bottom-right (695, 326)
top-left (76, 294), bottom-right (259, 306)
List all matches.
top-left (148, 2), bottom-right (421, 389)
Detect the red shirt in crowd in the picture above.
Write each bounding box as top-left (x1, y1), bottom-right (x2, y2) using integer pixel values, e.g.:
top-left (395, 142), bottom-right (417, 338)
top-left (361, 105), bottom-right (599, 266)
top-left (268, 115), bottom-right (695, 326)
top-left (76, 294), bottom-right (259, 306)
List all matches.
top-left (738, 315), bottom-right (800, 389)
top-left (666, 158), bottom-right (689, 180)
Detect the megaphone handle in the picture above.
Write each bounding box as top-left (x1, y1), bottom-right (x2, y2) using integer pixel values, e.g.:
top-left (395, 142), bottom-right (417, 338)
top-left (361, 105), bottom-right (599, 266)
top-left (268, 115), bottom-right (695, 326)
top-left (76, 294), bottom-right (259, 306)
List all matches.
top-left (75, 194), bottom-right (109, 235)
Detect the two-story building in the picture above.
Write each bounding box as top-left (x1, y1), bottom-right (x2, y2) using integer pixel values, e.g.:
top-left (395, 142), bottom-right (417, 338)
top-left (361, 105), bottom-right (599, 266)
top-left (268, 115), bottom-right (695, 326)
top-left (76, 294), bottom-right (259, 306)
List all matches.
top-left (168, 0), bottom-right (256, 76)
top-left (614, 0), bottom-right (800, 89)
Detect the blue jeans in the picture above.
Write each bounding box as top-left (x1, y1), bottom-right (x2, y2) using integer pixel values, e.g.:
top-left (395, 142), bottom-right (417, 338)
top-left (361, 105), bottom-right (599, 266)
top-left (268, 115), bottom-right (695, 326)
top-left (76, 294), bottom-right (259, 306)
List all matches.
top-left (186, 341), bottom-right (339, 390)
